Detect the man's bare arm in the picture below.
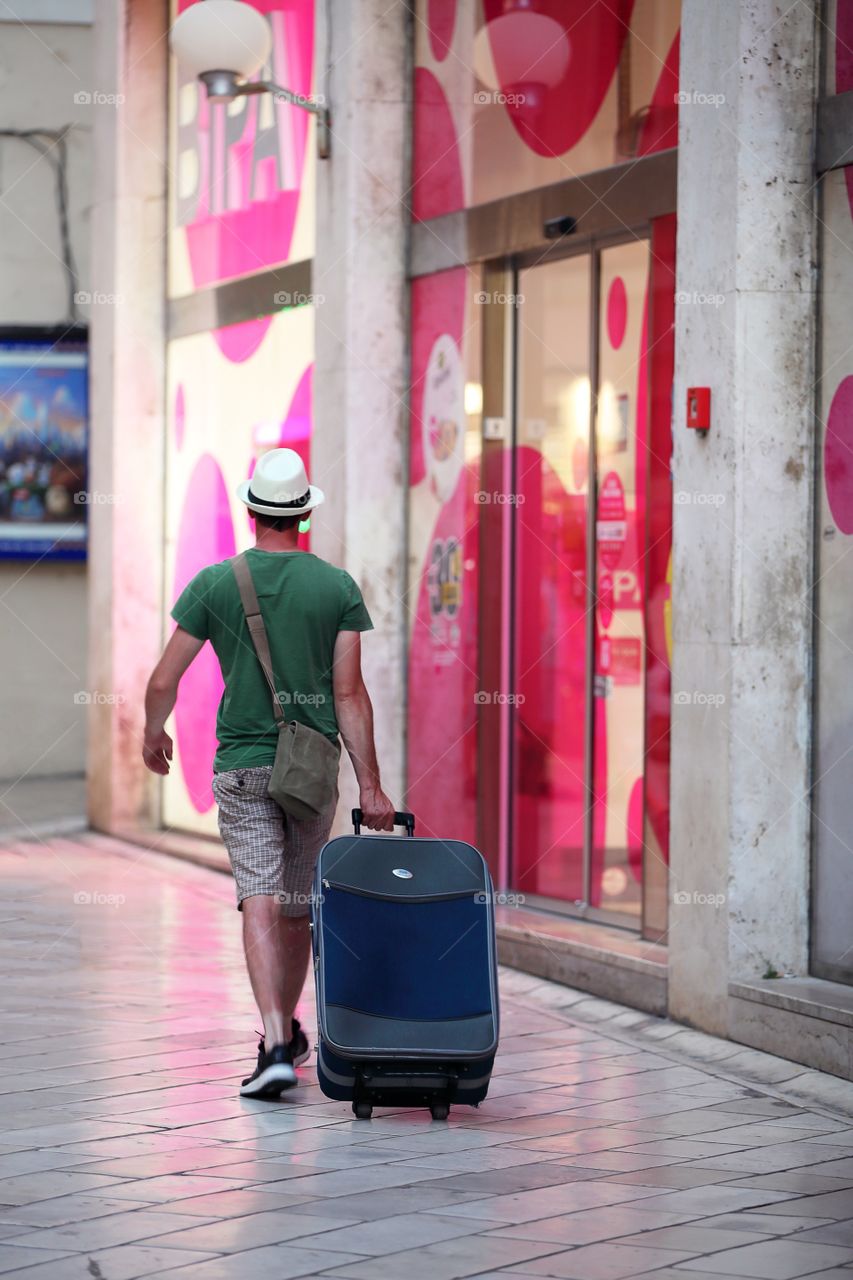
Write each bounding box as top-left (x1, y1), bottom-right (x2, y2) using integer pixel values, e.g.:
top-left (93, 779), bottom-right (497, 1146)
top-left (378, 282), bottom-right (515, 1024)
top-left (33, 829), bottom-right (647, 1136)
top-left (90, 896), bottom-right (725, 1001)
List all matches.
top-left (333, 630), bottom-right (395, 831)
top-left (142, 626), bottom-right (205, 775)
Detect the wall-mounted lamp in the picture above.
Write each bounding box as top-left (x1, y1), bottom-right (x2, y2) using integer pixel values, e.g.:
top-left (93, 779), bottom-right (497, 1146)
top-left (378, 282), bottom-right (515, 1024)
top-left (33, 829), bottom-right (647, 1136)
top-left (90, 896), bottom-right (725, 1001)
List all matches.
top-left (169, 0), bottom-right (330, 158)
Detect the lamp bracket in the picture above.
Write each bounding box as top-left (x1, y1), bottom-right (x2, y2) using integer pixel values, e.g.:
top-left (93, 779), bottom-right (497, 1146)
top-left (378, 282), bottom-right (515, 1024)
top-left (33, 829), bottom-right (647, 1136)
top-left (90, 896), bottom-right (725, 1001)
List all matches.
top-left (198, 71), bottom-right (330, 158)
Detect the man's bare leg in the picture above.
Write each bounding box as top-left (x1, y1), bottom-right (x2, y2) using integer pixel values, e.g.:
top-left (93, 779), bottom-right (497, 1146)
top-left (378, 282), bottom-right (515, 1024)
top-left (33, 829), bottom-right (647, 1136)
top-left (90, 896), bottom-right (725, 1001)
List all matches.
top-left (241, 895), bottom-right (288, 1046)
top-left (279, 915), bottom-right (312, 1034)
top-left (241, 899), bottom-right (312, 1047)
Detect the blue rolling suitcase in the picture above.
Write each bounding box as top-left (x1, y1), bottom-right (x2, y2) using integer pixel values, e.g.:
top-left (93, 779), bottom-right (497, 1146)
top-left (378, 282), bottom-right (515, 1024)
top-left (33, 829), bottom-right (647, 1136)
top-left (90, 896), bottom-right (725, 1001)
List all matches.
top-left (310, 809), bottom-right (500, 1120)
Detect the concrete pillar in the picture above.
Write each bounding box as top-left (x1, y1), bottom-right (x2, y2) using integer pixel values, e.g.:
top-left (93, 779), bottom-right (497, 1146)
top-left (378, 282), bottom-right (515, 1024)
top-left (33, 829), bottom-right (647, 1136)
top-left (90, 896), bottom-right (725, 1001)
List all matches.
top-left (87, 0), bottom-right (168, 833)
top-left (312, 1), bottom-right (410, 816)
top-left (669, 0), bottom-right (818, 1032)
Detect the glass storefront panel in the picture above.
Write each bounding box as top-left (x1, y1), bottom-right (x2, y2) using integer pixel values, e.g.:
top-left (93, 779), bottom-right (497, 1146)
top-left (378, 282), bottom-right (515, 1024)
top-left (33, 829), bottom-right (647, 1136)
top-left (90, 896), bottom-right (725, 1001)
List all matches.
top-left (511, 255), bottom-right (591, 902)
top-left (813, 165), bottom-right (853, 983)
top-left (413, 0), bottom-right (680, 217)
top-left (163, 0), bottom-right (317, 834)
top-left (168, 0), bottom-right (316, 298)
top-left (406, 267), bottom-right (484, 852)
top-left (591, 240), bottom-right (651, 921)
top-left (643, 213), bottom-right (676, 940)
top-left (162, 308), bottom-right (315, 833)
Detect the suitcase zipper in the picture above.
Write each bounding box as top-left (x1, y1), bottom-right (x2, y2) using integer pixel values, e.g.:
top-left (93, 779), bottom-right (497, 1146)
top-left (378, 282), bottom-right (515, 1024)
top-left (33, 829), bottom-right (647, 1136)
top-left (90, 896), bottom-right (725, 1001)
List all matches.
top-left (321, 878), bottom-right (483, 905)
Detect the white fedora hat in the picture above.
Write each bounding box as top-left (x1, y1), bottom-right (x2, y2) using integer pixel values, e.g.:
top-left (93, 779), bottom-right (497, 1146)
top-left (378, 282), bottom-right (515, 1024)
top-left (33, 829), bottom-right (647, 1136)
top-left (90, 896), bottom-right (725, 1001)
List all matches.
top-left (236, 448), bottom-right (325, 517)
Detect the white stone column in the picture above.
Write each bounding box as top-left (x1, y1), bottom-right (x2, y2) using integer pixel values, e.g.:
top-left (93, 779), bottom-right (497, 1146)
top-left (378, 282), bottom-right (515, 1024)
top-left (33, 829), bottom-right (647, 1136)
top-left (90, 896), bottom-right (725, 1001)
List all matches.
top-left (311, 0), bottom-right (409, 818)
top-left (669, 0), bottom-right (819, 1031)
top-left (87, 0), bottom-right (168, 832)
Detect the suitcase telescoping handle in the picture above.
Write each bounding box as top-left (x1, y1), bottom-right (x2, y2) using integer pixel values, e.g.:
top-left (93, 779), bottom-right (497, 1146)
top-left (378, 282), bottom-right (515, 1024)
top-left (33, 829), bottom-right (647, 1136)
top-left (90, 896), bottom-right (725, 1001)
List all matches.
top-left (352, 808), bottom-right (415, 837)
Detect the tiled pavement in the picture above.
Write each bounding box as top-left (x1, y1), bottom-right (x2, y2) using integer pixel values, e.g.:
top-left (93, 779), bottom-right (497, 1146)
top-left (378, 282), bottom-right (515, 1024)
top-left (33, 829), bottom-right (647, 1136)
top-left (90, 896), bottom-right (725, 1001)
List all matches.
top-left (5, 836), bottom-right (853, 1279)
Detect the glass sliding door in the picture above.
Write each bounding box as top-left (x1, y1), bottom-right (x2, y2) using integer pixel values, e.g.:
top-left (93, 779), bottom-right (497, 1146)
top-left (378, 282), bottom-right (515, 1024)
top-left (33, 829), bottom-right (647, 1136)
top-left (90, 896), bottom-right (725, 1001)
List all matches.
top-left (511, 255), bottom-right (591, 903)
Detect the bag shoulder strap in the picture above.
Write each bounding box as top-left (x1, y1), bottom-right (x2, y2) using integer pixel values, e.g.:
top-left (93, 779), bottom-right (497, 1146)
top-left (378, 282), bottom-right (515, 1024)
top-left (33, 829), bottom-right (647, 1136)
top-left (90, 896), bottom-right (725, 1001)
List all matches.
top-left (231, 552), bottom-right (285, 724)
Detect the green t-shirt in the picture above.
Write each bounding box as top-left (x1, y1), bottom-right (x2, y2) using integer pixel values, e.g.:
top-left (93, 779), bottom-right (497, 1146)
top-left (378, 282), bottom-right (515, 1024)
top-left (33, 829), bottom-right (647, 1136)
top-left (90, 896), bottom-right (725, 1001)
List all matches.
top-left (171, 549), bottom-right (373, 773)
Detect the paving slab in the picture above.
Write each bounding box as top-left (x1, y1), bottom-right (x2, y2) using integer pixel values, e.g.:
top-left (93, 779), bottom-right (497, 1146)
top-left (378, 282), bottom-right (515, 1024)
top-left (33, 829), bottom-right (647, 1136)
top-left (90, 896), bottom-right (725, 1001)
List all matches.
top-left (675, 1236), bottom-right (853, 1276)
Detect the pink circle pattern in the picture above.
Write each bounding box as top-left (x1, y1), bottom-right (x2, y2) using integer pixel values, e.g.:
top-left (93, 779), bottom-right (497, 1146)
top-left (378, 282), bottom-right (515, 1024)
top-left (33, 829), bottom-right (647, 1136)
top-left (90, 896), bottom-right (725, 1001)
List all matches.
top-left (174, 384), bottom-right (186, 450)
top-left (173, 454), bottom-right (236, 812)
top-left (606, 276), bottom-right (628, 349)
top-left (427, 0), bottom-right (457, 61)
top-left (825, 376), bottom-right (853, 535)
top-left (412, 67), bottom-right (466, 221)
top-left (482, 0), bottom-right (634, 158)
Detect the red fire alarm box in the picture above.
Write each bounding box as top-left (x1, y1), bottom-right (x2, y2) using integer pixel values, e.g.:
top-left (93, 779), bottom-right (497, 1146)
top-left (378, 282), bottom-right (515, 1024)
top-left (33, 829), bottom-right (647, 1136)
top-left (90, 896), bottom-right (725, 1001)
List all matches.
top-left (687, 386), bottom-right (711, 431)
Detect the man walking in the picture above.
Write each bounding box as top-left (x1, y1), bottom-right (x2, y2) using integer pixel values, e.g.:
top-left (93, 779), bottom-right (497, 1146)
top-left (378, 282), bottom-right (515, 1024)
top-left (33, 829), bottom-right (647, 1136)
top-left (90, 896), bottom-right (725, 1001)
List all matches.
top-left (142, 448), bottom-right (395, 1098)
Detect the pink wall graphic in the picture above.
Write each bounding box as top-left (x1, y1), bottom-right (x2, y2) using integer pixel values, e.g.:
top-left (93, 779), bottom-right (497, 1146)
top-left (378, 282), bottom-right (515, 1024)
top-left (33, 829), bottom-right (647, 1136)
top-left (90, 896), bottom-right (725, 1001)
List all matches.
top-left (644, 214), bottom-right (677, 875)
top-left (173, 0), bottom-right (315, 361)
top-left (407, 267), bottom-right (474, 842)
top-left (409, 272), bottom-right (467, 487)
top-left (821, 16), bottom-right (853, 533)
top-left (412, 68), bottom-right (466, 222)
top-left (637, 30), bottom-right (680, 156)
top-left (170, 351), bottom-right (315, 815)
top-left (245, 363), bottom-right (314, 543)
top-left (825, 376), bottom-right (853, 535)
top-left (481, 0), bottom-right (634, 157)
top-left (426, 0), bottom-right (457, 61)
top-left (606, 277), bottom-right (628, 350)
top-left (416, 1), bottom-right (679, 213)
top-left (173, 454), bottom-right (236, 813)
top-left (175, 0), bottom-right (313, 287)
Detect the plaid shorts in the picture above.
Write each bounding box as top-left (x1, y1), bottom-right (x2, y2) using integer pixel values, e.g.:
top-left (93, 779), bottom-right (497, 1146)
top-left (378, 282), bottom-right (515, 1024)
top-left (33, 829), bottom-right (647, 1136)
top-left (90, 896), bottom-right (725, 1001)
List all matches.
top-left (211, 765), bottom-right (337, 915)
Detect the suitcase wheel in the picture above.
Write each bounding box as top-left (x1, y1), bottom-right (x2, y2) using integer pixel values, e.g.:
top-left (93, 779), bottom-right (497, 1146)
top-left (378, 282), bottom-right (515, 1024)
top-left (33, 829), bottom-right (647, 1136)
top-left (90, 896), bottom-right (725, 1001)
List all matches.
top-left (430, 1102), bottom-right (450, 1121)
top-left (353, 1100), bottom-right (373, 1120)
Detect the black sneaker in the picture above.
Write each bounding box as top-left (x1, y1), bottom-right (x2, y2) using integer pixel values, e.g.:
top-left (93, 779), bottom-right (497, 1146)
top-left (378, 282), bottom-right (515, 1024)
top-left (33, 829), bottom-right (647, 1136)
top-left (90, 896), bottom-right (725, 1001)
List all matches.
top-left (240, 1038), bottom-right (297, 1098)
top-left (289, 1016), bottom-right (311, 1067)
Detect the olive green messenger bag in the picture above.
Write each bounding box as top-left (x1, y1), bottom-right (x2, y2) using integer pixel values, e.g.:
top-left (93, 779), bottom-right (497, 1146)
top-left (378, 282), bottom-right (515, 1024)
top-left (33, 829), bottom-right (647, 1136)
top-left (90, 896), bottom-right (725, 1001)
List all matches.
top-left (231, 552), bottom-right (341, 821)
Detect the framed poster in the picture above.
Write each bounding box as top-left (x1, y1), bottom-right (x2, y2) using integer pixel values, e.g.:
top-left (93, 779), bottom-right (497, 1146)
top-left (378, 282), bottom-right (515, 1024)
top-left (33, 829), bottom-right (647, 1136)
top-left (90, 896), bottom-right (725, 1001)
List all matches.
top-left (0, 326), bottom-right (88, 560)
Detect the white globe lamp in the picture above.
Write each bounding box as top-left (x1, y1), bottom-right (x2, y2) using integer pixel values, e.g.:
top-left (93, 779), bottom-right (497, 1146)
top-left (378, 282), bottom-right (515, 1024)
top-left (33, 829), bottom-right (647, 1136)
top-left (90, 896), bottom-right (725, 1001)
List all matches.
top-left (170, 1), bottom-right (271, 84)
top-left (169, 0), bottom-right (330, 155)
